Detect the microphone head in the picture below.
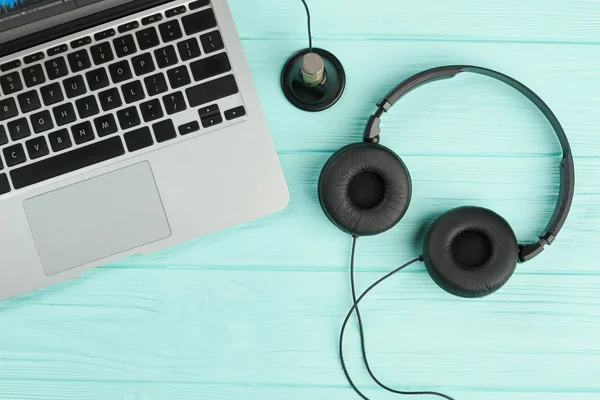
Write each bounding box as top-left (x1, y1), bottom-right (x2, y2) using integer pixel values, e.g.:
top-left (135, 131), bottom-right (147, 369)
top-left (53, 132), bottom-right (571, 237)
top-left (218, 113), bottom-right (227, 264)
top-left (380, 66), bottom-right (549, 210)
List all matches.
top-left (301, 52), bottom-right (325, 87)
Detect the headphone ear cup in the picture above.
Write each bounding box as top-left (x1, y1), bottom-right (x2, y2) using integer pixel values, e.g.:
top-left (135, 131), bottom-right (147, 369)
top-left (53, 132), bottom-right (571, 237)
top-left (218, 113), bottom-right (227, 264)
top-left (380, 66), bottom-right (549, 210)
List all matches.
top-left (318, 142), bottom-right (412, 237)
top-left (423, 206), bottom-right (518, 298)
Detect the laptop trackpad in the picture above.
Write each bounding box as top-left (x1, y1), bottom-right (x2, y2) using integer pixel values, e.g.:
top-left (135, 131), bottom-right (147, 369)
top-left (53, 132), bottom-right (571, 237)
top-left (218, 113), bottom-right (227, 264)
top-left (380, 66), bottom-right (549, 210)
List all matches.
top-left (24, 162), bottom-right (171, 276)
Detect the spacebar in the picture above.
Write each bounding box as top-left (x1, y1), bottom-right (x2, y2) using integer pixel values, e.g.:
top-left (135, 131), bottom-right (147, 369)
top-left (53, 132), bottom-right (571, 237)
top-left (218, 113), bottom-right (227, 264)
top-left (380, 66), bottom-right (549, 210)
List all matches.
top-left (11, 137), bottom-right (125, 190)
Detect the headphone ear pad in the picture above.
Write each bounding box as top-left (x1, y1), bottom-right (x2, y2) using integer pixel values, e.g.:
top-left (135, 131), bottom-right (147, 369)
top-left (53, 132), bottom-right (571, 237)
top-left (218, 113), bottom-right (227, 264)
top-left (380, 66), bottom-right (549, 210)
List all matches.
top-left (318, 142), bottom-right (412, 237)
top-left (423, 206), bottom-right (519, 298)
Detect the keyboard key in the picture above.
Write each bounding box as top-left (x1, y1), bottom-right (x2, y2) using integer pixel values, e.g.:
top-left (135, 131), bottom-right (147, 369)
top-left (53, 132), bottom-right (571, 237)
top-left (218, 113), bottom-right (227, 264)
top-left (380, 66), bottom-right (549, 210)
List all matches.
top-left (190, 53), bottom-right (231, 82)
top-left (163, 91), bottom-right (187, 115)
top-left (45, 57), bottom-right (69, 80)
top-left (22, 64), bottom-right (46, 87)
top-left (166, 5), bottom-right (186, 18)
top-left (118, 21), bottom-right (139, 33)
top-left (201, 113), bottom-right (222, 128)
top-left (200, 30), bottom-right (224, 54)
top-left (159, 20), bottom-right (183, 43)
top-left (30, 110), bottom-right (53, 133)
top-left (25, 136), bottom-right (49, 160)
top-left (7, 118), bottom-right (31, 141)
top-left (189, 0), bottom-right (210, 10)
top-left (154, 45), bottom-right (178, 69)
top-left (122, 80), bottom-right (145, 104)
top-left (167, 65), bottom-right (191, 89)
top-left (117, 106), bottom-right (141, 129)
top-left (0, 98), bottom-right (19, 121)
top-left (178, 120), bottom-right (199, 135)
top-left (142, 13), bottom-right (163, 25)
top-left (86, 68), bottom-right (110, 91)
top-left (144, 73), bottom-right (168, 96)
top-left (0, 174), bottom-right (9, 195)
top-left (71, 36), bottom-right (92, 49)
top-left (140, 99), bottom-right (163, 122)
top-left (199, 103), bottom-right (219, 119)
top-left (225, 105), bottom-right (246, 120)
top-left (24, 52), bottom-right (45, 64)
top-left (182, 9), bottom-right (217, 36)
top-left (48, 129), bottom-right (72, 152)
top-left (71, 121), bottom-right (95, 145)
top-left (186, 74), bottom-right (238, 107)
top-left (76, 95), bottom-right (100, 119)
top-left (90, 42), bottom-right (114, 65)
top-left (53, 103), bottom-right (77, 126)
top-left (63, 75), bottom-right (86, 98)
top-left (94, 114), bottom-right (118, 137)
top-left (47, 44), bottom-right (68, 56)
top-left (0, 126), bottom-right (7, 146)
top-left (3, 143), bottom-right (26, 167)
top-left (177, 38), bottom-right (202, 61)
top-left (17, 90), bottom-right (41, 113)
top-left (10, 136), bottom-right (125, 189)
top-left (94, 28), bottom-right (116, 41)
top-left (40, 82), bottom-right (64, 106)
top-left (124, 126), bottom-right (153, 152)
top-left (136, 27), bottom-right (160, 50)
top-left (98, 88), bottom-right (123, 111)
top-left (153, 119), bottom-right (176, 142)
top-left (113, 35), bottom-right (137, 58)
top-left (0, 59), bottom-right (21, 72)
top-left (68, 50), bottom-right (92, 73)
top-left (132, 53), bottom-right (156, 76)
top-left (109, 60), bottom-right (133, 84)
top-left (0, 72), bottom-right (23, 95)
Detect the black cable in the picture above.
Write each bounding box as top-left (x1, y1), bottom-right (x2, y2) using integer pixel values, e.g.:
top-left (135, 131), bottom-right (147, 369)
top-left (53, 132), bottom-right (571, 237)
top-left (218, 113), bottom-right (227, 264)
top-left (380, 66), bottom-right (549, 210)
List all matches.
top-left (300, 0), bottom-right (313, 51)
top-left (340, 236), bottom-right (456, 400)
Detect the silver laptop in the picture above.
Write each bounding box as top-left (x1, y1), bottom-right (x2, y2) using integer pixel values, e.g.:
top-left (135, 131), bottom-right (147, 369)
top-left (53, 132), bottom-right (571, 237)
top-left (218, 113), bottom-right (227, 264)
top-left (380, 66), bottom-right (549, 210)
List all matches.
top-left (0, 0), bottom-right (289, 300)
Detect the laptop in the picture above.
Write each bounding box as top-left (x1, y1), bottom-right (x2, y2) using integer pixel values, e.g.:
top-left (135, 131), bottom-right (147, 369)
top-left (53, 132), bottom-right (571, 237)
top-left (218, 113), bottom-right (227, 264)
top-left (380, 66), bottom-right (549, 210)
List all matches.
top-left (0, 0), bottom-right (289, 301)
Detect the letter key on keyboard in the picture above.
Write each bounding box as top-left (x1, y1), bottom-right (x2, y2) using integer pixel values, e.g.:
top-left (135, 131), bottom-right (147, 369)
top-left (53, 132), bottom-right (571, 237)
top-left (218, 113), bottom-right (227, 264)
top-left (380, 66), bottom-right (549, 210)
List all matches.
top-left (0, 98), bottom-right (18, 121)
top-left (40, 83), bottom-right (64, 106)
top-left (17, 91), bottom-right (41, 113)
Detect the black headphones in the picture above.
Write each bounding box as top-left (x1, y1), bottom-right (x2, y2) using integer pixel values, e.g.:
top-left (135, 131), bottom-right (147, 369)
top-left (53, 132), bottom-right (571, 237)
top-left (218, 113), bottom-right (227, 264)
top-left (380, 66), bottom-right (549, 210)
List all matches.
top-left (318, 65), bottom-right (575, 298)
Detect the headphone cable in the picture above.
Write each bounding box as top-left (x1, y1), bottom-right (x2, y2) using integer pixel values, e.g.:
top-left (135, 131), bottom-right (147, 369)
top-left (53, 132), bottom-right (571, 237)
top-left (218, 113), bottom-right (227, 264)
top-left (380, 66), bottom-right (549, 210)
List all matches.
top-left (339, 236), bottom-right (456, 400)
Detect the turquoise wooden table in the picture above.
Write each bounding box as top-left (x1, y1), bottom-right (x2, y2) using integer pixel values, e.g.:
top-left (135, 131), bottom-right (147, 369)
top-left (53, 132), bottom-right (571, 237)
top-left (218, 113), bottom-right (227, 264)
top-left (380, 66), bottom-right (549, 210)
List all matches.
top-left (2, 1), bottom-right (600, 399)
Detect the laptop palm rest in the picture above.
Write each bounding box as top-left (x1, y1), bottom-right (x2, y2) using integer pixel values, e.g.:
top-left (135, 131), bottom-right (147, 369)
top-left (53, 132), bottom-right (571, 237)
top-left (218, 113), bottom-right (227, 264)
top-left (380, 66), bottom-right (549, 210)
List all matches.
top-left (24, 162), bottom-right (171, 276)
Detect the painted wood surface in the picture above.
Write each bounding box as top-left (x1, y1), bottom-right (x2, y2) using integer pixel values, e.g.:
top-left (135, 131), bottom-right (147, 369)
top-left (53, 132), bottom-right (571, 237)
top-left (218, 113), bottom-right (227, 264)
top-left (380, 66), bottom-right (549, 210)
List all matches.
top-left (2, 0), bottom-right (600, 399)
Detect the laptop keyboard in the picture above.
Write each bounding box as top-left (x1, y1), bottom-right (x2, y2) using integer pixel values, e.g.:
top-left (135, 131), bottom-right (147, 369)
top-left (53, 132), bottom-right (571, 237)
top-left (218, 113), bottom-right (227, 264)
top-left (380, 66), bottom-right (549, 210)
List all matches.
top-left (0, 0), bottom-right (246, 196)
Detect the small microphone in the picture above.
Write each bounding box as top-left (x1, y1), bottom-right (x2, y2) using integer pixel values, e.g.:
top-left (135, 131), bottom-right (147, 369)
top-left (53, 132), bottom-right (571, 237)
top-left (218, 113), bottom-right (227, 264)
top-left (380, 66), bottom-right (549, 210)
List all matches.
top-left (301, 52), bottom-right (325, 87)
top-left (280, 1), bottom-right (346, 112)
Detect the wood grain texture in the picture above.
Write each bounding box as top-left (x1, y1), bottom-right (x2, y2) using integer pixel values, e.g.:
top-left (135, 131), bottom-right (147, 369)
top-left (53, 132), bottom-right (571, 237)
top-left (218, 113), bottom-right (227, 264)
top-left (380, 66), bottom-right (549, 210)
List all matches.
top-left (2, 0), bottom-right (599, 399)
top-left (0, 269), bottom-right (599, 399)
top-left (229, 0), bottom-right (600, 44)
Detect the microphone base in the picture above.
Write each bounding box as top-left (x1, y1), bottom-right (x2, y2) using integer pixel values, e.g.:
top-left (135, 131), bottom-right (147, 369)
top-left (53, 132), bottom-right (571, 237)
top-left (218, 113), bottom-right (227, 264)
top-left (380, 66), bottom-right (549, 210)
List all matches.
top-left (281, 48), bottom-right (346, 112)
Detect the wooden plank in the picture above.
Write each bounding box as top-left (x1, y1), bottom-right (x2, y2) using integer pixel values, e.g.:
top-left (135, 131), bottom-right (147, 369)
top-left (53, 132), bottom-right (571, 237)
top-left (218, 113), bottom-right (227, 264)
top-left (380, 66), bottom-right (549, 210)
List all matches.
top-left (229, 0), bottom-right (600, 44)
top-left (239, 40), bottom-right (600, 156)
top-left (0, 269), bottom-right (598, 395)
top-left (105, 153), bottom-right (599, 273)
top-left (1, 381), bottom-right (598, 400)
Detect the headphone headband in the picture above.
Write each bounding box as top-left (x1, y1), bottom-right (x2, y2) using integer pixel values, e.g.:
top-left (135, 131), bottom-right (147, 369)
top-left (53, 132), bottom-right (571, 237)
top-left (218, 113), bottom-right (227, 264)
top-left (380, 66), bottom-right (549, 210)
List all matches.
top-left (363, 65), bottom-right (575, 263)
